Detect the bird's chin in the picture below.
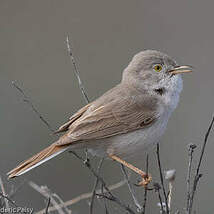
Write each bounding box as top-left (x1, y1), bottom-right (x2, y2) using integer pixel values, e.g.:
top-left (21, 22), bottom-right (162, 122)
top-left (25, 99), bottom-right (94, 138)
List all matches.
top-left (169, 73), bottom-right (183, 94)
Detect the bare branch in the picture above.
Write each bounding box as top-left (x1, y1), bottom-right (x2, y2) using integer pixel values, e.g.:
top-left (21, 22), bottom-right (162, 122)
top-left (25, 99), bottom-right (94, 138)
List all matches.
top-left (153, 182), bottom-right (164, 213)
top-left (156, 143), bottom-right (169, 214)
top-left (0, 177), bottom-right (9, 210)
top-left (12, 81), bottom-right (55, 133)
top-left (52, 193), bottom-right (71, 214)
top-left (196, 116), bottom-right (214, 175)
top-left (186, 143), bottom-right (197, 212)
top-left (96, 193), bottom-right (135, 214)
top-left (0, 192), bottom-right (19, 208)
top-left (29, 181), bottom-right (70, 214)
top-left (69, 151), bottom-right (136, 214)
top-left (142, 154), bottom-right (149, 214)
top-left (36, 179), bottom-right (126, 214)
top-left (90, 158), bottom-right (104, 214)
top-left (45, 197), bottom-right (51, 214)
top-left (66, 36), bottom-right (90, 104)
top-left (101, 183), bottom-right (109, 214)
top-left (188, 116), bottom-right (214, 214)
top-left (121, 164), bottom-right (142, 212)
top-left (165, 169), bottom-right (176, 212)
top-left (9, 179), bottom-right (27, 199)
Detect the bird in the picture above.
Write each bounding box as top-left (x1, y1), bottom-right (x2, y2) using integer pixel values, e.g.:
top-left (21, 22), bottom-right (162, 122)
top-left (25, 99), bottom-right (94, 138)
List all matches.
top-left (7, 50), bottom-right (192, 181)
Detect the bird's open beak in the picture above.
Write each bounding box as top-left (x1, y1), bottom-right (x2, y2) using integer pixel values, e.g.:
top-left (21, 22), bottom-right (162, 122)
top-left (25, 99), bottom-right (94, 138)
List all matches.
top-left (169, 65), bottom-right (193, 75)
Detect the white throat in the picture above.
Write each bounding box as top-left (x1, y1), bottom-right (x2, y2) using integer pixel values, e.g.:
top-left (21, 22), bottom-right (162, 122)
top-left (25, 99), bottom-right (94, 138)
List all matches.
top-left (160, 74), bottom-right (183, 112)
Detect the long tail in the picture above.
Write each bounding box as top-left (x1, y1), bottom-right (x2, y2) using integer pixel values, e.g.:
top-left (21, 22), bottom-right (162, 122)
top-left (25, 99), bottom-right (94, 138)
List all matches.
top-left (7, 143), bottom-right (69, 179)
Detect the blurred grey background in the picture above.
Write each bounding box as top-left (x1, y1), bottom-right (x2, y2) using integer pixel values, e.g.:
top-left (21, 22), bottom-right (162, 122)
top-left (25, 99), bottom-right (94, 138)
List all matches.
top-left (1, 0), bottom-right (214, 213)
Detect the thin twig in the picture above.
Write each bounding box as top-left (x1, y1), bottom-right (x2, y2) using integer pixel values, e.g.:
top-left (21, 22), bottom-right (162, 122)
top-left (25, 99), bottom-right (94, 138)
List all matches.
top-left (188, 116), bottom-right (214, 214)
top-left (0, 192), bottom-right (19, 208)
top-left (90, 158), bottom-right (104, 214)
top-left (142, 154), bottom-right (149, 214)
top-left (66, 35), bottom-right (91, 172)
top-left (156, 144), bottom-right (169, 214)
top-left (96, 193), bottom-right (135, 214)
top-left (36, 180), bottom-right (126, 214)
top-left (153, 182), bottom-right (164, 213)
top-left (9, 179), bottom-right (27, 199)
top-left (0, 177), bottom-right (9, 210)
top-left (70, 151), bottom-right (136, 214)
top-left (121, 164), bottom-right (142, 212)
top-left (168, 182), bottom-right (172, 212)
top-left (12, 81), bottom-right (55, 133)
top-left (186, 144), bottom-right (197, 212)
top-left (101, 183), bottom-right (109, 214)
top-left (29, 181), bottom-right (68, 214)
top-left (196, 116), bottom-right (214, 175)
top-left (52, 193), bottom-right (71, 214)
top-left (45, 197), bottom-right (51, 214)
top-left (66, 36), bottom-right (90, 104)
top-left (165, 169), bottom-right (176, 213)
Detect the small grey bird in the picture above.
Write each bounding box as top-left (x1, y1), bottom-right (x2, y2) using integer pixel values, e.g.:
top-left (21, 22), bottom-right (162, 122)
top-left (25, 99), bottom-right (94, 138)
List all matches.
top-left (8, 50), bottom-right (192, 180)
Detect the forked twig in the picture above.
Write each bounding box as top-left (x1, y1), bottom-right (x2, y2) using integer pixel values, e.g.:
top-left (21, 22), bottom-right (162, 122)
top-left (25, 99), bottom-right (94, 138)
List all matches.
top-left (12, 81), bottom-right (55, 133)
top-left (96, 193), bottom-right (135, 214)
top-left (188, 116), bottom-right (214, 214)
top-left (186, 143), bottom-right (197, 212)
top-left (36, 179), bottom-right (126, 214)
top-left (70, 151), bottom-right (136, 214)
top-left (29, 181), bottom-right (70, 214)
top-left (153, 182), bottom-right (164, 213)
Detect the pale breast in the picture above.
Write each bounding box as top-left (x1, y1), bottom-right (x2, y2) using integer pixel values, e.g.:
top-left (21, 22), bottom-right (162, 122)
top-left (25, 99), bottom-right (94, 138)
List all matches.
top-left (86, 75), bottom-right (183, 158)
top-left (86, 113), bottom-right (169, 158)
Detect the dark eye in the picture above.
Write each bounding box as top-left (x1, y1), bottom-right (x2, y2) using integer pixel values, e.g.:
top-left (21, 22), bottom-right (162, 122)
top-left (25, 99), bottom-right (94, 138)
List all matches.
top-left (153, 64), bottom-right (163, 72)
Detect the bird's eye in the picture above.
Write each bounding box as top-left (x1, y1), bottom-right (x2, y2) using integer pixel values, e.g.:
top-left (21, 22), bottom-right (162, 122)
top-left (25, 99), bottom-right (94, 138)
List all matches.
top-left (153, 64), bottom-right (163, 72)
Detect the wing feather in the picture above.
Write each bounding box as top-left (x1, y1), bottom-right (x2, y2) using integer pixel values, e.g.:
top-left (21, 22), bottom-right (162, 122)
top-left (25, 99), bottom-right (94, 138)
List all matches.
top-left (56, 93), bottom-right (160, 145)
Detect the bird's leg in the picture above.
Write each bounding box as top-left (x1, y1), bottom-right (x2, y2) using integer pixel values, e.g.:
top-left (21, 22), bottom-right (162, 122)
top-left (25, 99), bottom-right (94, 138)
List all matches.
top-left (109, 154), bottom-right (152, 187)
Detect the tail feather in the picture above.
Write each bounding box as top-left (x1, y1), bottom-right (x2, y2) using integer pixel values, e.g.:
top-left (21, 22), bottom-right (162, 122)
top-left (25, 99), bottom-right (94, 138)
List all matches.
top-left (7, 144), bottom-right (68, 179)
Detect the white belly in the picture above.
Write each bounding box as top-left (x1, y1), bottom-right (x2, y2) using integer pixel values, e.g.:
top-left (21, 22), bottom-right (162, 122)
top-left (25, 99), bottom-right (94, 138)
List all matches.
top-left (87, 113), bottom-right (169, 159)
